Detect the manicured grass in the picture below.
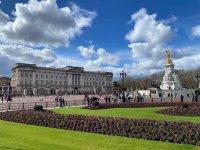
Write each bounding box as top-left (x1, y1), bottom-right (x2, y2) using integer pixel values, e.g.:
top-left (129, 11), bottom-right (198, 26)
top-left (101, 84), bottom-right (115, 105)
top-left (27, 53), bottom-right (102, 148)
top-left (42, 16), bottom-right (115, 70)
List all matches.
top-left (0, 120), bottom-right (199, 150)
top-left (52, 107), bottom-right (200, 123)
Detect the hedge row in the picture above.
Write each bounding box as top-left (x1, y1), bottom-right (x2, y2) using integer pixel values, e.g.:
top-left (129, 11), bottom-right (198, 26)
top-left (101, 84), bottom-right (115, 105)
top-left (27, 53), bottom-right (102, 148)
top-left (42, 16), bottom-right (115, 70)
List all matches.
top-left (84, 102), bottom-right (200, 110)
top-left (156, 106), bottom-right (200, 116)
top-left (0, 110), bottom-right (200, 145)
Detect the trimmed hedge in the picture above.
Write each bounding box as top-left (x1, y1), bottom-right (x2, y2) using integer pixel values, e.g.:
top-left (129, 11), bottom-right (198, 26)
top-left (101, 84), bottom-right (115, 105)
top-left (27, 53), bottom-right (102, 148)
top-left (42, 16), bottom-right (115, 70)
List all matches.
top-left (34, 105), bottom-right (43, 110)
top-left (84, 102), bottom-right (200, 110)
top-left (156, 106), bottom-right (200, 116)
top-left (0, 110), bottom-right (200, 145)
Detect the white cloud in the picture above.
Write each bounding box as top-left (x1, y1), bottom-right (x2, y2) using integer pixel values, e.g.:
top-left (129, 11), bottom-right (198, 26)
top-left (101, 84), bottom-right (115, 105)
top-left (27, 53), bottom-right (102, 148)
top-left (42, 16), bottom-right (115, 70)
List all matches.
top-left (0, 44), bottom-right (56, 76)
top-left (124, 8), bottom-right (176, 76)
top-left (0, 44), bottom-right (57, 65)
top-left (94, 48), bottom-right (120, 66)
top-left (126, 8), bottom-right (174, 45)
top-left (0, 0), bottom-right (96, 47)
top-left (0, 10), bottom-right (9, 24)
top-left (161, 15), bottom-right (177, 24)
top-left (192, 25), bottom-right (200, 37)
top-left (78, 45), bottom-right (95, 58)
top-left (78, 45), bottom-right (120, 67)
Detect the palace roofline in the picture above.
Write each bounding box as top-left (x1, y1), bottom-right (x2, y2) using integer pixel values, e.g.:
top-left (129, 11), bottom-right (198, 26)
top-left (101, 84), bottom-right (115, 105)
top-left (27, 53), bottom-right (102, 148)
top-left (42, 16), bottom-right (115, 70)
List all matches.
top-left (11, 63), bottom-right (113, 76)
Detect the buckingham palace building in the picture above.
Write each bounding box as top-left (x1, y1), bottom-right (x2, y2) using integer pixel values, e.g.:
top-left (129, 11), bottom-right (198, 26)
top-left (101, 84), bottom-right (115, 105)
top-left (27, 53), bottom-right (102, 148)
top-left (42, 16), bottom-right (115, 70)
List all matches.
top-left (11, 63), bottom-right (113, 95)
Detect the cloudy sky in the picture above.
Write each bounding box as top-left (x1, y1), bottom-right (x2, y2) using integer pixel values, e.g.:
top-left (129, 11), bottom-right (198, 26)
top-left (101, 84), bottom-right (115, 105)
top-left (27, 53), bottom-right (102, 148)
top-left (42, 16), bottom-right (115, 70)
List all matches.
top-left (0, 0), bottom-right (200, 79)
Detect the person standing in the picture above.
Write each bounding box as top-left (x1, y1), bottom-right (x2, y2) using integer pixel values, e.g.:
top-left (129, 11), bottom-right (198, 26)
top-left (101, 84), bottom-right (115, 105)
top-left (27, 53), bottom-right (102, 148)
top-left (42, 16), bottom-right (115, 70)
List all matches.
top-left (180, 94), bottom-right (184, 102)
top-left (59, 97), bottom-right (62, 108)
top-left (62, 98), bottom-right (65, 107)
top-left (1, 96), bottom-right (3, 103)
top-left (192, 94), bottom-right (195, 102)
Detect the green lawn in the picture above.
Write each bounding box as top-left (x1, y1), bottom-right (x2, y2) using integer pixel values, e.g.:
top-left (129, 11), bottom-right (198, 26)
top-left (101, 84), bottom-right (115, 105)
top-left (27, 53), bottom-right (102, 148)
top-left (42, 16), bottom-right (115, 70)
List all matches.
top-left (0, 120), bottom-right (200, 150)
top-left (52, 107), bottom-right (200, 123)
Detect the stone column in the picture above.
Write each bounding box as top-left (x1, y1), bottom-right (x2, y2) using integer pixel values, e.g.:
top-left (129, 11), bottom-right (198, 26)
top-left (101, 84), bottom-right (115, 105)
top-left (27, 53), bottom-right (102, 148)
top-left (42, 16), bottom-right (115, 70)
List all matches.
top-left (33, 88), bottom-right (37, 95)
top-left (56, 88), bottom-right (59, 95)
top-left (24, 89), bottom-right (27, 96)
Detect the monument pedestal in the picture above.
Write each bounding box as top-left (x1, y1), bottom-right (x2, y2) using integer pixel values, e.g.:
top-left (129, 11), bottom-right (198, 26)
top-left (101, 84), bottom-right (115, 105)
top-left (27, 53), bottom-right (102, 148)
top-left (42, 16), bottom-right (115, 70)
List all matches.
top-left (160, 64), bottom-right (182, 90)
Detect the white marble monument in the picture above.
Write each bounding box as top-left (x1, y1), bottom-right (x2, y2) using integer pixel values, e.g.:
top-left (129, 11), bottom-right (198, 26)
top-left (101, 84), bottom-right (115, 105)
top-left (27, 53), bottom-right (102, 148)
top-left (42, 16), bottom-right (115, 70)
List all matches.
top-left (160, 50), bottom-right (182, 90)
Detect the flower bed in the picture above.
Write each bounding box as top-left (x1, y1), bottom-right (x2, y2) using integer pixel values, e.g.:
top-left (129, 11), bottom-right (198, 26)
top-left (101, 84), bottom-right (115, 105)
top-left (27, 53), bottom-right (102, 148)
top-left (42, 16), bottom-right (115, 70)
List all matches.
top-left (156, 106), bottom-right (200, 116)
top-left (84, 102), bottom-right (200, 110)
top-left (0, 110), bottom-right (200, 145)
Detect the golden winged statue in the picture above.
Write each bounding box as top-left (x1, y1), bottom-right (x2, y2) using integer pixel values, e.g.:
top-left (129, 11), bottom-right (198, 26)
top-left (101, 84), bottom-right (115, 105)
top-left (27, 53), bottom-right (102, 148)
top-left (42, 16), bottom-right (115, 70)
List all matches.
top-left (165, 50), bottom-right (172, 65)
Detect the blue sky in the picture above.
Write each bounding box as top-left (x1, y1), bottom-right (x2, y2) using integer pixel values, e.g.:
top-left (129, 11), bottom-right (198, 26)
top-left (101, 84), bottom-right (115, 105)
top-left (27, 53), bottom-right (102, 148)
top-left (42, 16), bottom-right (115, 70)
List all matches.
top-left (0, 0), bottom-right (200, 78)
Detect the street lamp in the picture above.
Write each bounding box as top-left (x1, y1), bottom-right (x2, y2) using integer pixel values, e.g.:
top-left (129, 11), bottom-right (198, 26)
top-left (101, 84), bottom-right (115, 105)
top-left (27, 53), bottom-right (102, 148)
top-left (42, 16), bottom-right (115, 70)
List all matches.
top-left (120, 71), bottom-right (126, 103)
top-left (195, 73), bottom-right (200, 101)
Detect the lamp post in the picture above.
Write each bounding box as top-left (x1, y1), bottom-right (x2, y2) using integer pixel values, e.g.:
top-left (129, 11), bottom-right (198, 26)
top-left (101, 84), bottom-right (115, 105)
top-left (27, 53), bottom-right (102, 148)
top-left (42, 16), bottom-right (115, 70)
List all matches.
top-left (120, 71), bottom-right (126, 103)
top-left (195, 74), bottom-right (200, 101)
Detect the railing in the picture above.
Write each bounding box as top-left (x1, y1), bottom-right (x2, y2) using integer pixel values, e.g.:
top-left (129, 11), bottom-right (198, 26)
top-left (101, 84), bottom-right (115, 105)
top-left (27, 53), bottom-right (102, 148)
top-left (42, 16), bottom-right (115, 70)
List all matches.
top-left (0, 96), bottom-right (193, 112)
top-left (0, 100), bottom-right (86, 112)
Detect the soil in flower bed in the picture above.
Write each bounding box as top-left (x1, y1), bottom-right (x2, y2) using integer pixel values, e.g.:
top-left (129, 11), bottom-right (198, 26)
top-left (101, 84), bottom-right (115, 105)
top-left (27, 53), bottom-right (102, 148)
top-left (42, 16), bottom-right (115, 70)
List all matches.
top-left (156, 106), bottom-right (200, 117)
top-left (84, 102), bottom-right (200, 110)
top-left (1, 110), bottom-right (200, 146)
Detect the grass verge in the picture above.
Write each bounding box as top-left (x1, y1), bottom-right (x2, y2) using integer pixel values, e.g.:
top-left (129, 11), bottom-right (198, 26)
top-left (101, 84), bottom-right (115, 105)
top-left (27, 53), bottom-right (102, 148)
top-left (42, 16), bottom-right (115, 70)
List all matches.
top-left (0, 120), bottom-right (199, 150)
top-left (52, 107), bottom-right (200, 123)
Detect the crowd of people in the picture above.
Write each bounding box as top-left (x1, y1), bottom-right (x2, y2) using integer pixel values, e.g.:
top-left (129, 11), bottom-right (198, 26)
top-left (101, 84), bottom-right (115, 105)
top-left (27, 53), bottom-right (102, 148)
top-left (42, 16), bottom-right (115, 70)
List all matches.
top-left (55, 96), bottom-right (65, 107)
top-left (1, 94), bottom-right (12, 103)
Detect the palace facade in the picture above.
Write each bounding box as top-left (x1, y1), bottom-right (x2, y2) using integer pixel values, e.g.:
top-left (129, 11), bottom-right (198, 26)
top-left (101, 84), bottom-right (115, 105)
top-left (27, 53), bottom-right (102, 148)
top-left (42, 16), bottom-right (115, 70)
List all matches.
top-left (11, 63), bottom-right (113, 95)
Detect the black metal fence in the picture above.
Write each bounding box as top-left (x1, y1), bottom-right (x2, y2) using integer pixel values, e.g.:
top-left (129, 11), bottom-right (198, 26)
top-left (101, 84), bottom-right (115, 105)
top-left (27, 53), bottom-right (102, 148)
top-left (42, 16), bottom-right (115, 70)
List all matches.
top-left (0, 96), bottom-right (192, 112)
top-left (0, 100), bottom-right (86, 112)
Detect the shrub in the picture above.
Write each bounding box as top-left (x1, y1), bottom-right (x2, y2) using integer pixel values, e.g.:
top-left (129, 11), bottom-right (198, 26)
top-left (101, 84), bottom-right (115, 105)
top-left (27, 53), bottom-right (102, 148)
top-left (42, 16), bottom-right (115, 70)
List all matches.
top-left (92, 101), bottom-right (99, 106)
top-left (156, 106), bottom-right (200, 116)
top-left (34, 105), bottom-right (43, 110)
top-left (84, 102), bottom-right (200, 110)
top-left (182, 103), bottom-right (189, 108)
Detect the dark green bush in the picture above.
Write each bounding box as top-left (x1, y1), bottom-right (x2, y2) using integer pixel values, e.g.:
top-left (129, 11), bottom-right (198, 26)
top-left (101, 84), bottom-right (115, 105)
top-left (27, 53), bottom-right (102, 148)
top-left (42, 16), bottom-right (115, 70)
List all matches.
top-left (182, 103), bottom-right (189, 108)
top-left (92, 101), bottom-right (99, 106)
top-left (34, 105), bottom-right (43, 110)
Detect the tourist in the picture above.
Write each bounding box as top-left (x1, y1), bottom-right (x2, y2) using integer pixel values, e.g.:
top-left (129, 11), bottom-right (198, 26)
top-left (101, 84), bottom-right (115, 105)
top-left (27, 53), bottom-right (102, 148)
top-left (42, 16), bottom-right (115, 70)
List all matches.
top-left (168, 93), bottom-right (170, 98)
top-left (104, 96), bottom-right (108, 103)
top-left (62, 98), bottom-right (65, 107)
top-left (195, 94), bottom-right (198, 102)
top-left (87, 97), bottom-right (90, 105)
top-left (1, 96), bottom-right (3, 103)
top-left (114, 98), bottom-right (117, 103)
top-left (192, 94), bottom-right (195, 102)
top-left (149, 93), bottom-right (151, 98)
top-left (59, 97), bottom-right (63, 108)
top-left (159, 93), bottom-right (162, 98)
top-left (108, 96), bottom-right (111, 103)
top-left (180, 94), bottom-right (184, 102)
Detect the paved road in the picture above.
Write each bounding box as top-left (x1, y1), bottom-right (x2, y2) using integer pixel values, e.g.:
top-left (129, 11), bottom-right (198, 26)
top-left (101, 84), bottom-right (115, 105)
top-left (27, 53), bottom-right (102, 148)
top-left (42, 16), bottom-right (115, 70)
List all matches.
top-left (0, 94), bottom-right (193, 111)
